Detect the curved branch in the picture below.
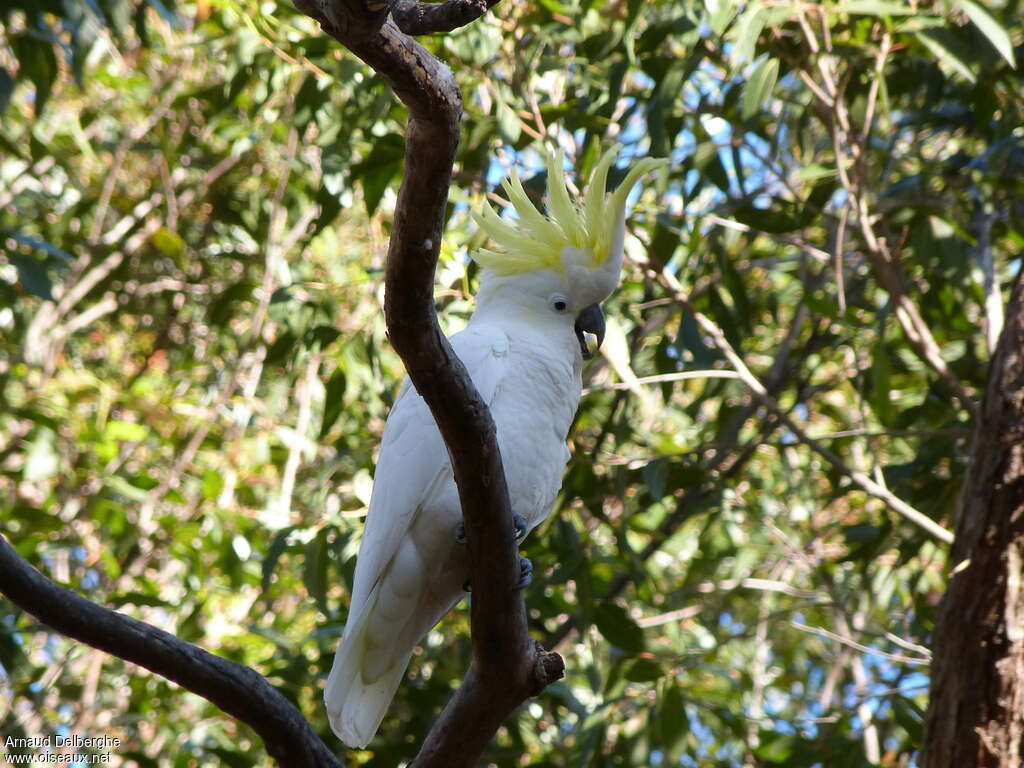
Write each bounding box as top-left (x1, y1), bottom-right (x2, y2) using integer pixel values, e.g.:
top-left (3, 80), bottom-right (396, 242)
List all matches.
top-left (293, 2), bottom-right (563, 765)
top-left (0, 536), bottom-right (341, 768)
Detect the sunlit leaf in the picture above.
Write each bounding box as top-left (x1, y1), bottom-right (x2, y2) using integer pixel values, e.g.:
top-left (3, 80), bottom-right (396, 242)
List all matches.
top-left (957, 0), bottom-right (1016, 68)
top-left (742, 56), bottom-right (778, 120)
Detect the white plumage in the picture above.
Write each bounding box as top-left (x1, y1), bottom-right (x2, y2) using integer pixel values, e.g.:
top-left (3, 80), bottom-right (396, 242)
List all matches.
top-left (324, 147), bottom-right (665, 747)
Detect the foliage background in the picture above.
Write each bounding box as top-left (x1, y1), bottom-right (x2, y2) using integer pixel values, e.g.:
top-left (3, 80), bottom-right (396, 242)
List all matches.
top-left (1, 0), bottom-right (1022, 765)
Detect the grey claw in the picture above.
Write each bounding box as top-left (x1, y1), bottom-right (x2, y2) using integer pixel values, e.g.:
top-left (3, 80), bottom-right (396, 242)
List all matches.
top-left (462, 556), bottom-right (533, 592)
top-left (512, 512), bottom-right (528, 542)
top-left (456, 514), bottom-right (527, 544)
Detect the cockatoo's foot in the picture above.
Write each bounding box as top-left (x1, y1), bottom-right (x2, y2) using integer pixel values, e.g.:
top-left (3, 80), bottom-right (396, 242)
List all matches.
top-left (461, 555), bottom-right (534, 592)
top-left (454, 512), bottom-right (528, 544)
top-left (515, 554), bottom-right (533, 589)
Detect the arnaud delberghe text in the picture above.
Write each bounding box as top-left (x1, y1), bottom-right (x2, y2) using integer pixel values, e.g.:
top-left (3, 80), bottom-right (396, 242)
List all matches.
top-left (5, 735), bottom-right (121, 749)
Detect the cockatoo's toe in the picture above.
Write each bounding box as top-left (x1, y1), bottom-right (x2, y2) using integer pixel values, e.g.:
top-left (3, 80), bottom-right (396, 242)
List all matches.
top-left (460, 554), bottom-right (533, 592)
top-left (512, 512), bottom-right (528, 541)
top-left (515, 555), bottom-right (533, 590)
top-left (455, 512), bottom-right (528, 545)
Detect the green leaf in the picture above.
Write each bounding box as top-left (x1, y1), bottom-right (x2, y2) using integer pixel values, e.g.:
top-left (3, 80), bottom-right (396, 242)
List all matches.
top-left (150, 227), bottom-right (186, 261)
top-left (304, 528), bottom-right (330, 615)
top-left (693, 141), bottom-right (731, 194)
top-left (105, 420), bottom-right (148, 442)
top-left (0, 621), bottom-right (30, 681)
top-left (892, 695), bottom-right (925, 742)
top-left (104, 476), bottom-right (149, 502)
top-left (754, 732), bottom-right (797, 763)
top-left (319, 368), bottom-right (348, 439)
top-left (4, 230), bottom-right (74, 262)
top-left (266, 330), bottom-right (298, 366)
top-left (624, 658), bottom-right (663, 682)
top-left (0, 66), bottom-right (14, 113)
top-left (305, 325), bottom-right (341, 351)
top-left (594, 603), bottom-right (645, 654)
top-left (658, 682), bottom-right (688, 761)
top-left (870, 339), bottom-right (895, 426)
top-left (705, 0), bottom-right (737, 35)
top-left (835, 0), bottom-right (917, 16)
top-left (23, 429), bottom-right (58, 482)
top-left (497, 102), bottom-right (521, 144)
top-left (201, 470), bottom-right (224, 500)
top-left (732, 202), bottom-right (800, 234)
top-left (742, 57), bottom-right (779, 120)
top-left (957, 0), bottom-right (1016, 68)
top-left (731, 5), bottom-right (766, 67)
top-left (916, 30), bottom-right (976, 83)
top-left (677, 311), bottom-right (719, 368)
top-left (12, 35), bottom-right (57, 115)
top-left (109, 591), bottom-right (172, 608)
top-left (10, 254), bottom-right (53, 300)
top-left (203, 746), bottom-right (251, 768)
top-left (350, 135), bottom-right (405, 215)
top-left (262, 526), bottom-right (298, 594)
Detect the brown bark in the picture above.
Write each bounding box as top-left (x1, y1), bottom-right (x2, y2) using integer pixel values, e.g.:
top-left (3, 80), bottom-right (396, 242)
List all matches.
top-left (924, 271), bottom-right (1024, 767)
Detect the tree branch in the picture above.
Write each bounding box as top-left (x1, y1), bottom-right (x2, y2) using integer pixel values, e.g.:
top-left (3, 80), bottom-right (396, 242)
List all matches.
top-left (391, 0), bottom-right (500, 35)
top-left (0, 536), bottom-right (342, 768)
top-left (292, 1), bottom-right (563, 764)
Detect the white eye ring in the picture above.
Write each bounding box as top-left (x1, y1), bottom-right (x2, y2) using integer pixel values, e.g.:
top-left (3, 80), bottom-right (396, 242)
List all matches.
top-left (549, 294), bottom-right (569, 313)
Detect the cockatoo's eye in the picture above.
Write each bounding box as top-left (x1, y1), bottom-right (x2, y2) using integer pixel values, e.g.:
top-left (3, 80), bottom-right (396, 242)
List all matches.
top-left (549, 295), bottom-right (569, 313)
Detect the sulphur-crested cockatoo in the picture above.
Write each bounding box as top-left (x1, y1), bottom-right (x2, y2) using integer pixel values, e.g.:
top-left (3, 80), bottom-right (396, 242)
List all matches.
top-left (325, 146), bottom-right (664, 747)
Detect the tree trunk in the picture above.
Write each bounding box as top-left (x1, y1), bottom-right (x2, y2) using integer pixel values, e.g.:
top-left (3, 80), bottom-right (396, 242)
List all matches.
top-left (924, 271), bottom-right (1024, 767)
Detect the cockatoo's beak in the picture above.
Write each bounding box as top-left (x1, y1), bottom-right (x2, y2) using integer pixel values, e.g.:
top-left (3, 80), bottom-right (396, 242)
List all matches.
top-left (574, 303), bottom-right (606, 360)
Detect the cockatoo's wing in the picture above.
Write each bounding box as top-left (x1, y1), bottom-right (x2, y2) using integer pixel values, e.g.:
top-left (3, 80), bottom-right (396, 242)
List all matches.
top-left (325, 323), bottom-right (511, 747)
top-left (346, 323), bottom-right (511, 618)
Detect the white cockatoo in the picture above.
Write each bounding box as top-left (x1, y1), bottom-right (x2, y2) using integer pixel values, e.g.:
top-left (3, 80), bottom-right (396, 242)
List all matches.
top-left (324, 146), bottom-right (665, 747)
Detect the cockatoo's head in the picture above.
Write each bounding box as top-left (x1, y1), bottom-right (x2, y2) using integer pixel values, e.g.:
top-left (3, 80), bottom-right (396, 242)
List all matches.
top-left (471, 146), bottom-right (666, 358)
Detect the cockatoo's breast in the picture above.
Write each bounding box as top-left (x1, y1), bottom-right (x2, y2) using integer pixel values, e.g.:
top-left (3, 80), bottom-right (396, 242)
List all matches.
top-left (485, 320), bottom-right (583, 532)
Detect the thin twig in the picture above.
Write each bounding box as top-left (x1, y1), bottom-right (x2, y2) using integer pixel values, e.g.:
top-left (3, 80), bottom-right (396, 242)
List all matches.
top-left (583, 369), bottom-right (740, 394)
top-left (833, 202), bottom-right (848, 313)
top-left (790, 621), bottom-right (930, 666)
top-left (705, 213), bottom-right (831, 262)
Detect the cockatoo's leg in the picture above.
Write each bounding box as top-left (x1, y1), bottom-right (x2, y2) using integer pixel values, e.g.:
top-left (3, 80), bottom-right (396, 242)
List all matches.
top-left (455, 512), bottom-right (532, 591)
top-left (453, 512), bottom-right (528, 544)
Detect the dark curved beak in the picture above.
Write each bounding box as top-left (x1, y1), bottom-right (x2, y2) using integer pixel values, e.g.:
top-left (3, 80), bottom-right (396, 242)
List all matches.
top-left (574, 303), bottom-right (605, 360)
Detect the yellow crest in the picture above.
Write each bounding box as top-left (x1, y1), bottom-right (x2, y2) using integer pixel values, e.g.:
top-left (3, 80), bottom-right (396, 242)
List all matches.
top-left (471, 146), bottom-right (666, 276)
